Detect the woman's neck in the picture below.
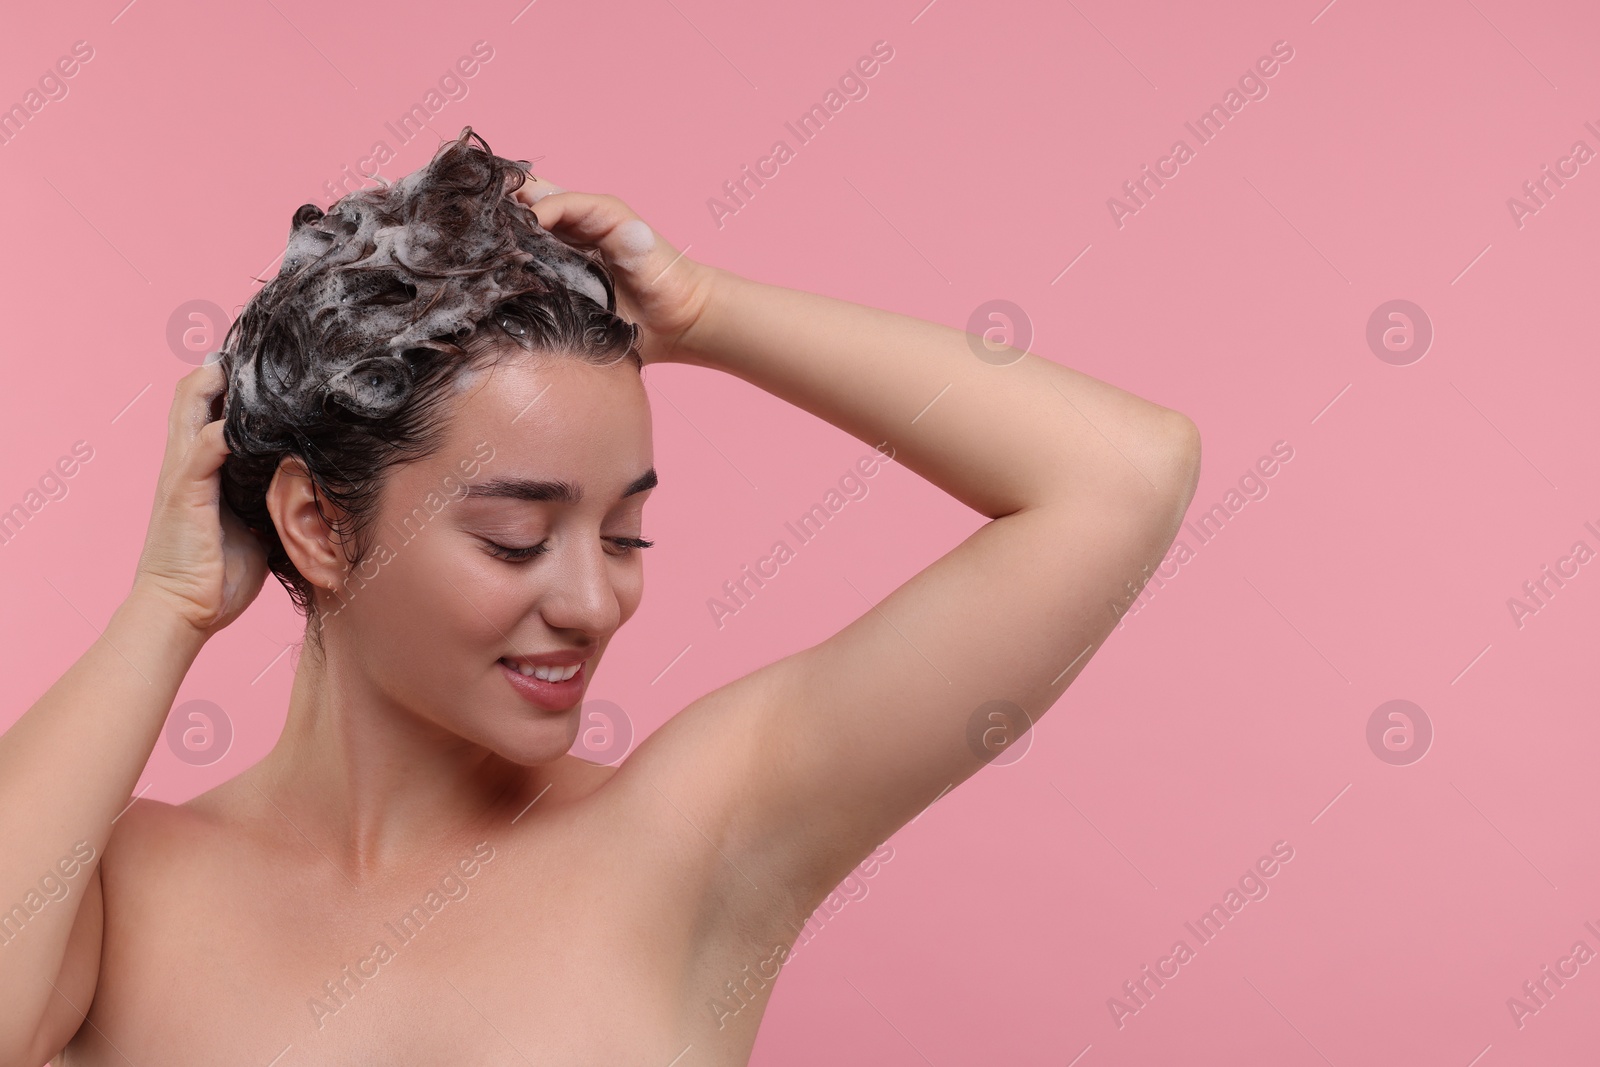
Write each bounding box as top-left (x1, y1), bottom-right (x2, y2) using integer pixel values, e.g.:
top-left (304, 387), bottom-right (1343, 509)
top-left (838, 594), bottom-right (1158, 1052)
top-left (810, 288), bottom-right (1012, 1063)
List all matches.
top-left (251, 636), bottom-right (537, 881)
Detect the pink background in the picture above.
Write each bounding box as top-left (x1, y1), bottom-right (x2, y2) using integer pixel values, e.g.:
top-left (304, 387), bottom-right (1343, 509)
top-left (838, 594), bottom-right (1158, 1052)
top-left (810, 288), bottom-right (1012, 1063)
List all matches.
top-left (2, 0), bottom-right (1597, 1063)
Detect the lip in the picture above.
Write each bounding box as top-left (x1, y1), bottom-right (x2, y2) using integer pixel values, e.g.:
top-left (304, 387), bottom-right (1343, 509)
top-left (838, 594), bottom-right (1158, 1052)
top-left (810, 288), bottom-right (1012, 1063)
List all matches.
top-left (498, 656), bottom-right (588, 711)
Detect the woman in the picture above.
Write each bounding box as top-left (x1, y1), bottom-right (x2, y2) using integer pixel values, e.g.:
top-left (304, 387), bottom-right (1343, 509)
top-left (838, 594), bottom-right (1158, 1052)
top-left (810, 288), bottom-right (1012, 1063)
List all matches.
top-left (1, 128), bottom-right (1199, 1065)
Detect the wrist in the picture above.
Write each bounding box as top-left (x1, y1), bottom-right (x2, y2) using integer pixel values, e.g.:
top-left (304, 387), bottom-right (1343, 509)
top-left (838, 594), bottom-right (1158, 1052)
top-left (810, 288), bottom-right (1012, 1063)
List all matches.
top-left (119, 585), bottom-right (213, 657)
top-left (667, 264), bottom-right (740, 369)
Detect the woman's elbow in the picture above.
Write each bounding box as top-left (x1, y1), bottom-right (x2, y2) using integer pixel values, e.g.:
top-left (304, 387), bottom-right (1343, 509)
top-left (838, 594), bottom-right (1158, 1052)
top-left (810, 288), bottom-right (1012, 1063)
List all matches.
top-left (1162, 411), bottom-right (1202, 504)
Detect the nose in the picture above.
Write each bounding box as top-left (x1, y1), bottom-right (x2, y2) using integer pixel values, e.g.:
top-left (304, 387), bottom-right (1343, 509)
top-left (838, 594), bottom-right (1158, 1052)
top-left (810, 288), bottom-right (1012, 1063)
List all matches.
top-left (537, 534), bottom-right (623, 638)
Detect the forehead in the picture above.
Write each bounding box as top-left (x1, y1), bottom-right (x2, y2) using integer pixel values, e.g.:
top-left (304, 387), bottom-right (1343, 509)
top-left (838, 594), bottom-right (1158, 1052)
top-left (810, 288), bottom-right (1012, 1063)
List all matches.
top-left (442, 353), bottom-right (652, 476)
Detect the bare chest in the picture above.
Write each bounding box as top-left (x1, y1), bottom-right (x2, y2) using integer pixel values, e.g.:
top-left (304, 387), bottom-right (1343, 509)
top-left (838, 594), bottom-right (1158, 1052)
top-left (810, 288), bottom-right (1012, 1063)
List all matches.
top-left (66, 823), bottom-right (783, 1066)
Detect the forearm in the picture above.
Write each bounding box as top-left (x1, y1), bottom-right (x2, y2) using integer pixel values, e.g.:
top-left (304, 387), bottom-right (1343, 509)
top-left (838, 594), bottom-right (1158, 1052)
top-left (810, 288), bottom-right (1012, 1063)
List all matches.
top-left (672, 266), bottom-right (1196, 518)
top-left (0, 593), bottom-right (204, 1006)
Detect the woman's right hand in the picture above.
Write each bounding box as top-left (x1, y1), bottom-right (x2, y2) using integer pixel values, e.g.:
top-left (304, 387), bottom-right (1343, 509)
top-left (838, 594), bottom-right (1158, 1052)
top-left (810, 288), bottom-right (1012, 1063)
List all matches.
top-left (131, 360), bottom-right (270, 637)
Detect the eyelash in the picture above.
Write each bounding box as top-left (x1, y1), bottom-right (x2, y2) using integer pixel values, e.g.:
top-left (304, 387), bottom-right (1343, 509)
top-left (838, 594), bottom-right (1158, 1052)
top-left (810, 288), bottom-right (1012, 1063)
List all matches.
top-left (486, 537), bottom-right (655, 562)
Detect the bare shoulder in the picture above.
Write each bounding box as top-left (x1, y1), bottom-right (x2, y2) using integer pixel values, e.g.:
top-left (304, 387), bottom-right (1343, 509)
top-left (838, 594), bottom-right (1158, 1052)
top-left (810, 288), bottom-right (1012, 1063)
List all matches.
top-left (599, 668), bottom-right (809, 918)
top-left (603, 671), bottom-right (782, 824)
top-left (99, 794), bottom-right (229, 892)
top-left (105, 795), bottom-right (199, 856)
top-left (103, 770), bottom-right (288, 898)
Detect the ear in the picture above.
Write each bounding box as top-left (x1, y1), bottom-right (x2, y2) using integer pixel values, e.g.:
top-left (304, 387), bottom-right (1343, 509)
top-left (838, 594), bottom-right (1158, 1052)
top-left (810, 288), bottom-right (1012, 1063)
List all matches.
top-left (265, 455), bottom-right (350, 591)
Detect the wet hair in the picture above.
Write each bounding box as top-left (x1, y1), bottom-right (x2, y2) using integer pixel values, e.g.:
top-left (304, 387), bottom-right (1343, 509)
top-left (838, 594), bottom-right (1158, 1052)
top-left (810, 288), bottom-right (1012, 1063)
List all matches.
top-left (217, 126), bottom-right (641, 652)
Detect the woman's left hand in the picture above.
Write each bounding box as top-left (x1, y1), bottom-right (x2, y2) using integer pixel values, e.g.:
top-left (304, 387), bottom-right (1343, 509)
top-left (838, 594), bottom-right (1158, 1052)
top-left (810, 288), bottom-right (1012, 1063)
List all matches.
top-left (511, 177), bottom-right (719, 366)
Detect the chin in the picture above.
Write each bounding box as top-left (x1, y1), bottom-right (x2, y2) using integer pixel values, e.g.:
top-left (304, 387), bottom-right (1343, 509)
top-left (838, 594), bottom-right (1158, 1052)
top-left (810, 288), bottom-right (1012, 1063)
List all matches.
top-left (483, 716), bottom-right (581, 767)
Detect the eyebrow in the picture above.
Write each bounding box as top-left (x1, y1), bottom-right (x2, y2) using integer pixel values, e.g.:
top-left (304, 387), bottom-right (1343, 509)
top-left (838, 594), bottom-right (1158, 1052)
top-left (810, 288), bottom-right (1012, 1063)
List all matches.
top-left (463, 467), bottom-right (658, 504)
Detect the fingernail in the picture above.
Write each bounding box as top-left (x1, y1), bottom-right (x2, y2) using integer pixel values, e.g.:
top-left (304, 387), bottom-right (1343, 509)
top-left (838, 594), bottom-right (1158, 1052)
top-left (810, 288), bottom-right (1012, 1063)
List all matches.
top-left (525, 178), bottom-right (565, 203)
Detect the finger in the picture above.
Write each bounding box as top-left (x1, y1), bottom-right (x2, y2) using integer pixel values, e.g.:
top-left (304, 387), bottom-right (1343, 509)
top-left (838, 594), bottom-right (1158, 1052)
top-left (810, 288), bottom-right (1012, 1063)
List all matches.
top-left (182, 419), bottom-right (231, 484)
top-left (510, 174), bottom-right (566, 212)
top-left (526, 191), bottom-right (634, 246)
top-left (522, 174), bottom-right (566, 203)
top-left (167, 362), bottom-right (226, 448)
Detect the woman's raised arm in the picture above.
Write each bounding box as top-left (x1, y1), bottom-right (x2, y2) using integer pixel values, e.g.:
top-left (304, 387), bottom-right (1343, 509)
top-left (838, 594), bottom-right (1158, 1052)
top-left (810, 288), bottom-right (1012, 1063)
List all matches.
top-left (0, 363), bottom-right (267, 1065)
top-left (656, 265), bottom-right (1200, 906)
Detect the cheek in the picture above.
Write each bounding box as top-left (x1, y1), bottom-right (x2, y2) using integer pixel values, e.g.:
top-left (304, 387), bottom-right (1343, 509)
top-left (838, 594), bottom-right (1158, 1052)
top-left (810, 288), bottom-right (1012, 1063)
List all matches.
top-left (410, 544), bottom-right (520, 641)
top-left (340, 535), bottom-right (507, 678)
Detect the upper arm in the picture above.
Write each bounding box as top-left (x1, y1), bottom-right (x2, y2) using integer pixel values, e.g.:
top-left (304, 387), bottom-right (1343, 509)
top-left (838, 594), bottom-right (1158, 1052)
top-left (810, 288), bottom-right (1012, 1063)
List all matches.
top-left (623, 413), bottom-right (1201, 921)
top-left (22, 861), bottom-right (102, 1067)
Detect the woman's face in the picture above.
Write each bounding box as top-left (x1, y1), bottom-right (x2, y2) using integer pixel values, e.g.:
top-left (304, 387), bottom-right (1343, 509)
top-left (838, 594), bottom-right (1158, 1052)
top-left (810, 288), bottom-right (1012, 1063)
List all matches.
top-left (320, 350), bottom-right (654, 765)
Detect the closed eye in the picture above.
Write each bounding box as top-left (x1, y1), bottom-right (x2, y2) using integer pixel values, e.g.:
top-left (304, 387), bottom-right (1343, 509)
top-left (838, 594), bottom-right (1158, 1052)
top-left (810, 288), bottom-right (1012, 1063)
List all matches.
top-left (485, 540), bottom-right (548, 562)
top-left (484, 537), bottom-right (655, 562)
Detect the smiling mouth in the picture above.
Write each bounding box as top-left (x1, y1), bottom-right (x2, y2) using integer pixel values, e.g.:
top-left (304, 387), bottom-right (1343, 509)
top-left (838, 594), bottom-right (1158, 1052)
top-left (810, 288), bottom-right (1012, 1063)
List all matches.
top-left (497, 656), bottom-right (588, 712)
top-left (498, 657), bottom-right (585, 682)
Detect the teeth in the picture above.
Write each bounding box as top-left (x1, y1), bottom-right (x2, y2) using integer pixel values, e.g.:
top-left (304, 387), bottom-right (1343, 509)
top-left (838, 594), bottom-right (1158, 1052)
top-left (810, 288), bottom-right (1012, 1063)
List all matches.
top-left (506, 660), bottom-right (581, 682)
